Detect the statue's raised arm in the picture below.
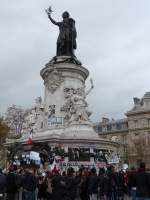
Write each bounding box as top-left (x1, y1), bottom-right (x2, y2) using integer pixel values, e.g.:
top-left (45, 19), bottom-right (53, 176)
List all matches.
top-left (45, 6), bottom-right (59, 26)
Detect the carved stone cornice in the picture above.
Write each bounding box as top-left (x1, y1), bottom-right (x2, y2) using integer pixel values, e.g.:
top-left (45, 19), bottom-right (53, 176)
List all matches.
top-left (126, 109), bottom-right (150, 117)
top-left (40, 62), bottom-right (89, 82)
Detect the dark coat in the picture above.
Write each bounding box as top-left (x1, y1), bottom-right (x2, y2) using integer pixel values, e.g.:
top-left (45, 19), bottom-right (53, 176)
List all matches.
top-left (37, 178), bottom-right (47, 198)
top-left (102, 172), bottom-right (117, 197)
top-left (115, 172), bottom-right (126, 196)
top-left (52, 175), bottom-right (66, 200)
top-left (79, 176), bottom-right (89, 200)
top-left (98, 174), bottom-right (105, 196)
top-left (6, 172), bottom-right (18, 193)
top-left (65, 176), bottom-right (77, 200)
top-left (23, 172), bottom-right (37, 192)
top-left (88, 175), bottom-right (99, 195)
top-left (0, 173), bottom-right (6, 193)
top-left (102, 175), bottom-right (112, 196)
top-left (128, 171), bottom-right (136, 189)
top-left (135, 170), bottom-right (150, 198)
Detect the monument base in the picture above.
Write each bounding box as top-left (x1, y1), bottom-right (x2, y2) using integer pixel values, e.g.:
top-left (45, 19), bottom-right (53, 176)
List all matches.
top-left (6, 59), bottom-right (120, 170)
top-left (49, 56), bottom-right (82, 66)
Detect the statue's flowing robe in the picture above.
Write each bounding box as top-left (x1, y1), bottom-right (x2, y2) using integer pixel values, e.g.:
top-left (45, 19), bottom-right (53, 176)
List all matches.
top-left (57, 18), bottom-right (77, 56)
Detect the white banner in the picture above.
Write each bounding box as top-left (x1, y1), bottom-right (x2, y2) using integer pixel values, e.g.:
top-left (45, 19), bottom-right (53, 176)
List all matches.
top-left (61, 161), bottom-right (106, 168)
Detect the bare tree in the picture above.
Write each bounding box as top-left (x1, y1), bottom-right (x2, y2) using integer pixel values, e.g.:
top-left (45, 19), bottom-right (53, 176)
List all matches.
top-left (5, 105), bottom-right (25, 138)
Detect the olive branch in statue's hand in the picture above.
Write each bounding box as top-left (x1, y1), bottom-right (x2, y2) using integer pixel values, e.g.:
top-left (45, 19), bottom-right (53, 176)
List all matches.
top-left (90, 78), bottom-right (94, 89)
top-left (45, 6), bottom-right (53, 16)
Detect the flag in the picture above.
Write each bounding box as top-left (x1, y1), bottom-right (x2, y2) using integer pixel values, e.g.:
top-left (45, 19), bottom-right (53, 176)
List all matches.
top-left (51, 159), bottom-right (57, 175)
top-left (27, 128), bottom-right (33, 145)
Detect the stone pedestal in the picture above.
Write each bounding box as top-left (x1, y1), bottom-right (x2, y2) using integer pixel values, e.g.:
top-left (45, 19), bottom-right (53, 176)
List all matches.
top-left (40, 60), bottom-right (89, 125)
top-left (38, 57), bottom-right (100, 140)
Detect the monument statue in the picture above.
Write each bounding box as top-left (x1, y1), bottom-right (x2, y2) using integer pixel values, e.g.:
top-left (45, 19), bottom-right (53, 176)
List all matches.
top-left (46, 6), bottom-right (77, 57)
top-left (6, 5), bottom-right (119, 169)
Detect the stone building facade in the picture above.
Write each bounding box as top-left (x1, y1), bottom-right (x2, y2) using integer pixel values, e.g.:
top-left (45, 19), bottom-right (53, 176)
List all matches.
top-left (94, 92), bottom-right (150, 168)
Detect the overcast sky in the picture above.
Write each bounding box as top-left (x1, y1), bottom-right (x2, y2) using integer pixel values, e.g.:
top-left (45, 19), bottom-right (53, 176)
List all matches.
top-left (1, 0), bottom-right (150, 121)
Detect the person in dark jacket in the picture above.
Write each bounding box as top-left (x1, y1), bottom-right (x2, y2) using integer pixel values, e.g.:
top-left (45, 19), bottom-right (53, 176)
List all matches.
top-left (45, 174), bottom-right (53, 200)
top-left (65, 167), bottom-right (77, 200)
top-left (37, 175), bottom-right (47, 200)
top-left (135, 162), bottom-right (150, 200)
top-left (23, 168), bottom-right (37, 200)
top-left (98, 168), bottom-right (105, 200)
top-left (88, 168), bottom-right (99, 200)
top-left (75, 168), bottom-right (83, 200)
top-left (0, 168), bottom-right (6, 200)
top-left (102, 171), bottom-right (112, 200)
top-left (6, 166), bottom-right (18, 200)
top-left (102, 166), bottom-right (118, 200)
top-left (128, 167), bottom-right (137, 200)
top-left (52, 171), bottom-right (66, 200)
top-left (115, 170), bottom-right (125, 200)
top-left (79, 169), bottom-right (89, 200)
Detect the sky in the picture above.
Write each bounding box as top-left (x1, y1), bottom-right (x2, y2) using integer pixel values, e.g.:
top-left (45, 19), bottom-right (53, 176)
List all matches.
top-left (1, 0), bottom-right (150, 122)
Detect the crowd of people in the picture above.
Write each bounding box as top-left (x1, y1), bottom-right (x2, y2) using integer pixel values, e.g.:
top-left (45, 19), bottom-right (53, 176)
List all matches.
top-left (0, 162), bottom-right (150, 200)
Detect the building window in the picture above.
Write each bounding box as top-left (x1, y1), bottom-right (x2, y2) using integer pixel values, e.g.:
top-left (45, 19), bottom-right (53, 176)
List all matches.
top-left (103, 126), bottom-right (107, 132)
top-left (147, 119), bottom-right (150, 126)
top-left (122, 122), bottom-right (128, 130)
top-left (107, 125), bottom-right (112, 131)
top-left (94, 126), bottom-right (102, 133)
top-left (116, 123), bottom-right (122, 130)
top-left (134, 120), bottom-right (138, 128)
top-left (98, 126), bottom-right (102, 132)
top-left (134, 132), bottom-right (139, 136)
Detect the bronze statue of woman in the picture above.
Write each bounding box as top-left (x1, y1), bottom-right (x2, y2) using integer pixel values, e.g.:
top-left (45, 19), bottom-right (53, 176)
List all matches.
top-left (46, 7), bottom-right (77, 57)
